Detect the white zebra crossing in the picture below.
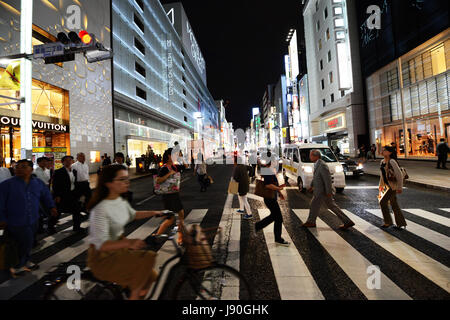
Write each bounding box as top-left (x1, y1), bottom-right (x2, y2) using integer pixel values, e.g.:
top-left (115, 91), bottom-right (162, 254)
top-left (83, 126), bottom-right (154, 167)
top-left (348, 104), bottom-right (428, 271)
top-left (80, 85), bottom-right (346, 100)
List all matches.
top-left (292, 209), bottom-right (411, 300)
top-left (366, 209), bottom-right (450, 251)
top-left (403, 209), bottom-right (450, 228)
top-left (340, 209), bottom-right (450, 293)
top-left (440, 209), bottom-right (450, 214)
top-left (258, 209), bottom-right (324, 300)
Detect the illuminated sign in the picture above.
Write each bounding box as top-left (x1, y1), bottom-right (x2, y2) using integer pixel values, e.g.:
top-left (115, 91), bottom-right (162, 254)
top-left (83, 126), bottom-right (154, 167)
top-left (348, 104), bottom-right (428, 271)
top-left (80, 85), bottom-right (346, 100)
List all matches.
top-left (288, 30), bottom-right (300, 80)
top-left (336, 42), bottom-right (352, 90)
top-left (0, 116), bottom-right (69, 132)
top-left (252, 108), bottom-right (260, 117)
top-left (292, 95), bottom-right (299, 110)
top-left (284, 55), bottom-right (291, 87)
top-left (323, 114), bottom-right (346, 132)
top-left (167, 39), bottom-right (174, 97)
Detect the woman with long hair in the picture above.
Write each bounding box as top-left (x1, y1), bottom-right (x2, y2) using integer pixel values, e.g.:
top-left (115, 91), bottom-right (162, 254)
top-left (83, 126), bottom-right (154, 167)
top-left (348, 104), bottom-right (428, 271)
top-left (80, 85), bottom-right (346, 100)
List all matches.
top-left (378, 145), bottom-right (407, 229)
top-left (156, 148), bottom-right (186, 244)
top-left (86, 165), bottom-right (164, 300)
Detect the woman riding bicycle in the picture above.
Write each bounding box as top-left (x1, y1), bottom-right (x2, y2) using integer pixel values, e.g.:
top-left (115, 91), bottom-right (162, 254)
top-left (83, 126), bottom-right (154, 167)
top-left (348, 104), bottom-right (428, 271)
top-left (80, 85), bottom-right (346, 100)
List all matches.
top-left (86, 165), bottom-right (165, 300)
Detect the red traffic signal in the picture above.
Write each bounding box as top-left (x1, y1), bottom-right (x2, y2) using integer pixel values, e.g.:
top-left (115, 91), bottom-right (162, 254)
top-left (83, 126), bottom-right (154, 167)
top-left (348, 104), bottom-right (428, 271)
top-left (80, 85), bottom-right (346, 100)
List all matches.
top-left (78, 30), bottom-right (93, 45)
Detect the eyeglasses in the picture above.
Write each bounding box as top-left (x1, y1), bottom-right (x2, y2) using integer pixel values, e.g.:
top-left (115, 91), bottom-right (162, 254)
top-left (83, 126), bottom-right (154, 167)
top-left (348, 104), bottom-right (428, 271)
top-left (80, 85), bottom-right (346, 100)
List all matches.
top-left (113, 177), bottom-right (130, 182)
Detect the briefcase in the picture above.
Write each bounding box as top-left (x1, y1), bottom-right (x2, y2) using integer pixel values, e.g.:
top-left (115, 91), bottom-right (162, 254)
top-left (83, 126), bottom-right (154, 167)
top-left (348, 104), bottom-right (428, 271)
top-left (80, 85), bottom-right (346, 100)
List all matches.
top-left (254, 179), bottom-right (275, 199)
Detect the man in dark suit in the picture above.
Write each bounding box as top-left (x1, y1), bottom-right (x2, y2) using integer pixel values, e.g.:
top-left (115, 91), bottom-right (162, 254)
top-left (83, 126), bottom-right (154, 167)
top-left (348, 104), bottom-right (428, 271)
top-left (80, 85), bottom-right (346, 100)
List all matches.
top-left (49, 155), bottom-right (82, 233)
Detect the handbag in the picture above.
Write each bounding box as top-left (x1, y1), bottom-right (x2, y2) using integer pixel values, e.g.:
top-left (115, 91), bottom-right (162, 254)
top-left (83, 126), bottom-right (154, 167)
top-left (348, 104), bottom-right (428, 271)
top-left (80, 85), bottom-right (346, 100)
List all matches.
top-left (228, 179), bottom-right (239, 194)
top-left (254, 179), bottom-right (275, 199)
top-left (153, 166), bottom-right (181, 195)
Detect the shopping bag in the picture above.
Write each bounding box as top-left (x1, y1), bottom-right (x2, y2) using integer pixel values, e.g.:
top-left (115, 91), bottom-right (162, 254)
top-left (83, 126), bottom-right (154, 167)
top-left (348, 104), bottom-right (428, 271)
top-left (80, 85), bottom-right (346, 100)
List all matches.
top-left (228, 179), bottom-right (239, 194)
top-left (377, 185), bottom-right (390, 203)
top-left (254, 179), bottom-right (275, 199)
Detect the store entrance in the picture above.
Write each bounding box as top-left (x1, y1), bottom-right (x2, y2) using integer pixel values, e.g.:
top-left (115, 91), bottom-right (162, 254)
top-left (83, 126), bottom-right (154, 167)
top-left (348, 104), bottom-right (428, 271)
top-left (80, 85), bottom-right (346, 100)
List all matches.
top-left (0, 127), bottom-right (18, 167)
top-left (127, 139), bottom-right (168, 167)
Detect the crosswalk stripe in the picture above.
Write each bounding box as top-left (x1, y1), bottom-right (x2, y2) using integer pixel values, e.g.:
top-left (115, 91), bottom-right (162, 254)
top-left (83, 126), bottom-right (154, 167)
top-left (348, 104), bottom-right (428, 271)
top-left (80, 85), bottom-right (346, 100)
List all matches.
top-left (151, 209), bottom-right (209, 300)
top-left (403, 209), bottom-right (450, 228)
top-left (293, 209), bottom-right (411, 300)
top-left (366, 209), bottom-right (450, 251)
top-left (258, 208), bottom-right (324, 300)
top-left (439, 209), bottom-right (450, 214)
top-left (341, 209), bottom-right (450, 293)
top-left (32, 220), bottom-right (89, 254)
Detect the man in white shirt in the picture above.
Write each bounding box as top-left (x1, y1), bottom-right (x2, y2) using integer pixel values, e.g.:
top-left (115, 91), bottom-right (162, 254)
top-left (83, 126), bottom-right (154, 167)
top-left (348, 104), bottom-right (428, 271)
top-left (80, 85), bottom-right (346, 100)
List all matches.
top-left (0, 155), bottom-right (11, 184)
top-left (72, 152), bottom-right (91, 212)
top-left (33, 157), bottom-right (50, 187)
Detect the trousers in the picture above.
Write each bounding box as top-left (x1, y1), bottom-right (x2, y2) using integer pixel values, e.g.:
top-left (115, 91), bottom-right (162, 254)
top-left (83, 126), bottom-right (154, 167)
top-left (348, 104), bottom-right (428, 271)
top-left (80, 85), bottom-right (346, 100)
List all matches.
top-left (437, 155), bottom-right (448, 168)
top-left (306, 194), bottom-right (353, 225)
top-left (256, 198), bottom-right (283, 241)
top-left (7, 222), bottom-right (39, 268)
top-left (379, 188), bottom-right (407, 227)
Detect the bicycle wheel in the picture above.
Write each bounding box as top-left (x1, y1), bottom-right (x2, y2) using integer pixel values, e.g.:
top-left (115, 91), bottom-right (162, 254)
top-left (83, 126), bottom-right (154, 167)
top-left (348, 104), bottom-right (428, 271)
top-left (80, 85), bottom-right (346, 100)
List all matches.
top-left (44, 274), bottom-right (122, 300)
top-left (171, 264), bottom-right (253, 300)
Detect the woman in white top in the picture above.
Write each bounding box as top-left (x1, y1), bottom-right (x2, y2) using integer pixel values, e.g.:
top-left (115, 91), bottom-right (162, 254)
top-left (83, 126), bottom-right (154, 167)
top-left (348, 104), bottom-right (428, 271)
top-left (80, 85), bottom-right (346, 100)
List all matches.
top-left (87, 165), bottom-right (164, 300)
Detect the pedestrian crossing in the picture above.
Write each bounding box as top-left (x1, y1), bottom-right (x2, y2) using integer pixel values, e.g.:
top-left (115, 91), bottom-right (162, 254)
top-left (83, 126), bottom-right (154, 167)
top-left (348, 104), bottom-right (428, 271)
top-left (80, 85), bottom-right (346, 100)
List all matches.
top-left (1, 204), bottom-right (449, 300)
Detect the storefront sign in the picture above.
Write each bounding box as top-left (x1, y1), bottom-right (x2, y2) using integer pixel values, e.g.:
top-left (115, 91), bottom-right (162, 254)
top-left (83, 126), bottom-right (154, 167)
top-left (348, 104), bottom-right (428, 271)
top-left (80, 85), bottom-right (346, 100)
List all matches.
top-left (0, 116), bottom-right (69, 132)
top-left (323, 114), bottom-right (346, 132)
top-left (32, 147), bottom-right (67, 153)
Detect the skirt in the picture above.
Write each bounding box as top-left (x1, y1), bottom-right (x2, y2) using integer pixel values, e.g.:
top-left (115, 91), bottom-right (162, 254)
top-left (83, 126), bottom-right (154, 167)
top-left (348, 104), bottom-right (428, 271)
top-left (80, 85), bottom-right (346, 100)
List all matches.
top-left (87, 245), bottom-right (158, 291)
top-left (162, 192), bottom-right (184, 212)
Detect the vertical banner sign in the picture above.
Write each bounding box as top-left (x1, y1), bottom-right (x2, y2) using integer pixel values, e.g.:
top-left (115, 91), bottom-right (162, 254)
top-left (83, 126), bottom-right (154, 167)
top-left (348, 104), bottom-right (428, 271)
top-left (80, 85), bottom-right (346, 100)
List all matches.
top-left (166, 36), bottom-right (174, 101)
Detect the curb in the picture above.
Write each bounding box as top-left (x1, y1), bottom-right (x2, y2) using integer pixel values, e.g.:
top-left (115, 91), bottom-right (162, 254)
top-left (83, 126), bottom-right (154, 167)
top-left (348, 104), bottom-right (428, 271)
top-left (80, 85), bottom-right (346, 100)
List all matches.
top-left (365, 172), bottom-right (450, 192)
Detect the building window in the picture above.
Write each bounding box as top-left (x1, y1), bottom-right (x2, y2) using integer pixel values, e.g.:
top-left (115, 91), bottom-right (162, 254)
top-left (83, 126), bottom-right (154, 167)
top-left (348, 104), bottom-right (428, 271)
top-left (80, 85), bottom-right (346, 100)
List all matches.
top-left (134, 37), bottom-right (145, 55)
top-left (341, 90), bottom-right (345, 97)
top-left (321, 79), bottom-right (325, 90)
top-left (332, 0), bottom-right (343, 3)
top-left (328, 50), bottom-right (332, 62)
top-left (135, 0), bottom-right (144, 11)
top-left (334, 7), bottom-right (343, 15)
top-left (133, 13), bottom-right (144, 33)
top-left (318, 39), bottom-right (322, 51)
top-left (329, 72), bottom-right (333, 83)
top-left (181, 49), bottom-right (185, 57)
top-left (315, 1), bottom-right (319, 12)
top-left (136, 86), bottom-right (147, 100)
top-left (182, 75), bottom-right (186, 83)
top-left (430, 44), bottom-right (446, 76)
top-left (183, 89), bottom-right (187, 96)
top-left (184, 116), bottom-right (188, 122)
top-left (316, 20), bottom-right (320, 32)
top-left (326, 28), bottom-right (330, 40)
top-left (324, 7), bottom-right (328, 19)
top-left (335, 30), bottom-right (345, 40)
top-left (320, 60), bottom-right (323, 70)
top-left (182, 62), bottom-right (185, 70)
top-left (135, 61), bottom-right (146, 78)
top-left (330, 93), bottom-right (335, 103)
top-left (322, 99), bottom-right (326, 107)
top-left (334, 18), bottom-right (344, 28)
top-left (183, 102), bottom-right (187, 109)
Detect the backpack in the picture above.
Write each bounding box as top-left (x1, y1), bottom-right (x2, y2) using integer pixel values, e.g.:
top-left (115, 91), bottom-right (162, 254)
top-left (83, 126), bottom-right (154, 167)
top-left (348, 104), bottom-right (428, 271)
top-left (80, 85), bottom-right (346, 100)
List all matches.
top-left (387, 160), bottom-right (408, 183)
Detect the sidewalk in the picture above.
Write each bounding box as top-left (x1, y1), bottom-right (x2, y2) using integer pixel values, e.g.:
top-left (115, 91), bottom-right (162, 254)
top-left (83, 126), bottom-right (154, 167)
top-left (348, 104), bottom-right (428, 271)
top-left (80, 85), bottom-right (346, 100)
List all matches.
top-left (89, 169), bottom-right (154, 189)
top-left (362, 159), bottom-right (450, 191)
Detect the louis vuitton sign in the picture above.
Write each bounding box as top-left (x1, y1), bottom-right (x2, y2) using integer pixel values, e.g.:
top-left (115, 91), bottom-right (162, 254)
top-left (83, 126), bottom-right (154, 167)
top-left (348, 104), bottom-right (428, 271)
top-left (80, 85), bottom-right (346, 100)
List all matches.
top-left (0, 116), bottom-right (69, 132)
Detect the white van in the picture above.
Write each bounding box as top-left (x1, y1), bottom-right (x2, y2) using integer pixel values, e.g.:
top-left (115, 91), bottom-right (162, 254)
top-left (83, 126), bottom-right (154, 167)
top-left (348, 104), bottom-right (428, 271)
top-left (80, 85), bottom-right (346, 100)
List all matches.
top-left (282, 144), bottom-right (346, 193)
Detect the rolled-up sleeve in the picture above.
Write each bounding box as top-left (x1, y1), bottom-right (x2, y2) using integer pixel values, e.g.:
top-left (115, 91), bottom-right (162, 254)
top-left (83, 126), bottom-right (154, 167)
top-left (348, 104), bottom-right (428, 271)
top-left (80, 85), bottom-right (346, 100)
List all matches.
top-left (89, 208), bottom-right (111, 250)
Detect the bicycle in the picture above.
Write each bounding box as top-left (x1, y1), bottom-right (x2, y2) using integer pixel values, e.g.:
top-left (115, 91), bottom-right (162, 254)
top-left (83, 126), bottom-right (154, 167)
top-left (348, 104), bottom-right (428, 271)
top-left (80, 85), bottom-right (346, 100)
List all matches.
top-left (43, 211), bottom-right (253, 300)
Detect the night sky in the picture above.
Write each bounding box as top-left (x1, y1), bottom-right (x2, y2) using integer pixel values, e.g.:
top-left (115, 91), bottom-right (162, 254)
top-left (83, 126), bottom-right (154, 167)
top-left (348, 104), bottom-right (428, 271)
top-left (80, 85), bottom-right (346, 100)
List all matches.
top-left (160, 0), bottom-right (304, 129)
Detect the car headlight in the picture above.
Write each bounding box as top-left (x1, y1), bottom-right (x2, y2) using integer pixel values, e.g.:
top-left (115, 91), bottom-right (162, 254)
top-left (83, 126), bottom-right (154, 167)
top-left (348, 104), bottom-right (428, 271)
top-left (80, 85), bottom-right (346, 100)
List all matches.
top-left (357, 164), bottom-right (363, 170)
top-left (261, 160), bottom-right (267, 165)
top-left (335, 165), bottom-right (343, 173)
top-left (302, 166), bottom-right (313, 173)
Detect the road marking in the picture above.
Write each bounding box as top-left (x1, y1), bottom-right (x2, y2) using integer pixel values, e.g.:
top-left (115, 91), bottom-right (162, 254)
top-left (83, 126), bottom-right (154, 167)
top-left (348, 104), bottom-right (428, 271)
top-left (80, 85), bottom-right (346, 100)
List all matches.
top-left (150, 209), bottom-right (209, 300)
top-left (341, 209), bottom-right (450, 293)
top-left (403, 209), bottom-right (450, 228)
top-left (32, 220), bottom-right (89, 254)
top-left (293, 209), bottom-right (411, 300)
top-left (258, 208), bottom-right (324, 300)
top-left (366, 209), bottom-right (450, 251)
top-left (440, 209), bottom-right (450, 214)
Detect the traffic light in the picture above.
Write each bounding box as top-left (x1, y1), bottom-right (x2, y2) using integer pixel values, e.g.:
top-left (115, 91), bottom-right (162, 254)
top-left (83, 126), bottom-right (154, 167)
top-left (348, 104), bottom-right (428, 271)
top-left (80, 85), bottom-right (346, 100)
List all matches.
top-left (34, 30), bottom-right (112, 64)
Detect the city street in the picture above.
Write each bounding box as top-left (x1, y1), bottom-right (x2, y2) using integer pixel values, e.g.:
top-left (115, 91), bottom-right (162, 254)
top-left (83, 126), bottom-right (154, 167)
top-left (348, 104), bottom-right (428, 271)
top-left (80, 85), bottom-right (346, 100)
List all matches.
top-left (1, 164), bottom-right (449, 300)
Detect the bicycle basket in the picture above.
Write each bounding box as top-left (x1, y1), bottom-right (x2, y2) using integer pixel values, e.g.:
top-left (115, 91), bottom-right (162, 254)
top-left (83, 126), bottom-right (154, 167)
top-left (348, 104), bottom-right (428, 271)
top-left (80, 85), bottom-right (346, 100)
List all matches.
top-left (181, 224), bottom-right (218, 270)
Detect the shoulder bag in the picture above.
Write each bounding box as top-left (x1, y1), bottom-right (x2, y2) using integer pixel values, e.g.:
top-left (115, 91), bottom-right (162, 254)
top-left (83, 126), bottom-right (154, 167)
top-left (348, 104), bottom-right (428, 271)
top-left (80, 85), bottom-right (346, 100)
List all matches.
top-left (254, 179), bottom-right (275, 199)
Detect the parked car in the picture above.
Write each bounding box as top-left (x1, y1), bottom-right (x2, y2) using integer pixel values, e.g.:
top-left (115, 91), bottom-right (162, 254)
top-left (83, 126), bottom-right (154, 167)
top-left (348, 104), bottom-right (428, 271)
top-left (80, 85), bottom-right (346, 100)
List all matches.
top-left (337, 154), bottom-right (364, 178)
top-left (282, 143), bottom-right (346, 193)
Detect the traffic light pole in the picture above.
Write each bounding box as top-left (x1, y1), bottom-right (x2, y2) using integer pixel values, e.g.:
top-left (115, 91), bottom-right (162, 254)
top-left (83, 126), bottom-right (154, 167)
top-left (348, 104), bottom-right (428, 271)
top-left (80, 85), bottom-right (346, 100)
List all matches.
top-left (20, 0), bottom-right (33, 160)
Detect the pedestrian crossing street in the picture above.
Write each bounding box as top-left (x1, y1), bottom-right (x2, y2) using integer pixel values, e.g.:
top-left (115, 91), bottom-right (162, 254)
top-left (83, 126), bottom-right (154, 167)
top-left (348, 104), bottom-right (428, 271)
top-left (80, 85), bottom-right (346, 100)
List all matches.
top-left (0, 202), bottom-right (449, 300)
